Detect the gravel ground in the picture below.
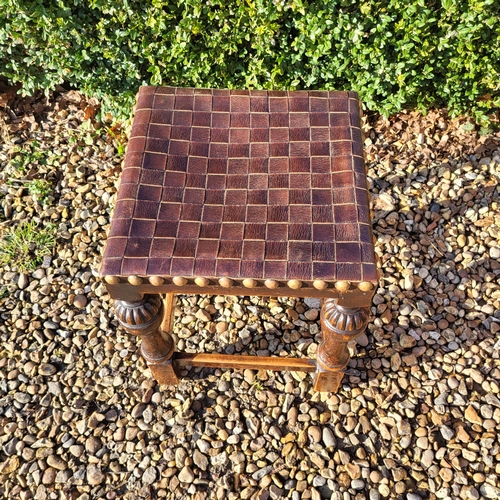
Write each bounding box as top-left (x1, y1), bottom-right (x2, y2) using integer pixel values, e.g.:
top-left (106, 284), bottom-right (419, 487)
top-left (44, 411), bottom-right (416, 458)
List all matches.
top-left (0, 88), bottom-right (499, 500)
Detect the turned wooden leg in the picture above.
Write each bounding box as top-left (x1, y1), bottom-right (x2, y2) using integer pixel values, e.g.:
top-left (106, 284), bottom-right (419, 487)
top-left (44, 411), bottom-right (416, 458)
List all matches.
top-left (314, 299), bottom-right (370, 392)
top-left (115, 294), bottom-right (179, 385)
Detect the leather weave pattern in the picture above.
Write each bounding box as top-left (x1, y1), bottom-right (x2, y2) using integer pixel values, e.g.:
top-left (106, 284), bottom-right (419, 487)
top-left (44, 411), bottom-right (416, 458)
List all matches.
top-left (101, 87), bottom-right (377, 283)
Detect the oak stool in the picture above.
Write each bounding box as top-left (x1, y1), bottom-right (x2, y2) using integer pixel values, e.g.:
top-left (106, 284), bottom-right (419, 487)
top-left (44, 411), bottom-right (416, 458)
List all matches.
top-left (100, 87), bottom-right (378, 392)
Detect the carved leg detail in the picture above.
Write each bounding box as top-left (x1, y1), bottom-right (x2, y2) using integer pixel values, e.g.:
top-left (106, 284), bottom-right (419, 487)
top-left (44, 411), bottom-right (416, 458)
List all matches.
top-left (314, 299), bottom-right (369, 392)
top-left (115, 294), bottom-right (179, 385)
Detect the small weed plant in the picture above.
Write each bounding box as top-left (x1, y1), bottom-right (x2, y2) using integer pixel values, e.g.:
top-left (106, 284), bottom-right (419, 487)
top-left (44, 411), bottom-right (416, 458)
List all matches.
top-left (107, 124), bottom-right (128, 157)
top-left (9, 141), bottom-right (44, 174)
top-left (27, 179), bottom-right (52, 204)
top-left (0, 221), bottom-right (57, 272)
top-left (3, 140), bottom-right (57, 205)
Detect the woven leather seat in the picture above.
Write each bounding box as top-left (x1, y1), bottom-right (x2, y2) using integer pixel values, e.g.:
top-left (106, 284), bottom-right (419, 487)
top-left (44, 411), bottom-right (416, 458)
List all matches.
top-left (100, 87), bottom-right (378, 392)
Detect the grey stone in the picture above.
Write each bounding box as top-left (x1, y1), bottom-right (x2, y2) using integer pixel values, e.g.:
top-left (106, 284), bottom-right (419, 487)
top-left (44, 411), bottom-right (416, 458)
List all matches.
top-left (440, 425), bottom-right (454, 441)
top-left (85, 436), bottom-right (102, 455)
top-left (193, 450), bottom-right (208, 471)
top-left (47, 382), bottom-right (62, 396)
top-left (489, 247), bottom-right (500, 259)
top-left (142, 466), bottom-right (157, 485)
top-left (18, 273), bottom-right (29, 290)
top-left (304, 298), bottom-right (321, 309)
top-left (269, 485), bottom-right (284, 500)
top-left (246, 416), bottom-right (260, 438)
top-left (252, 465), bottom-right (273, 481)
top-left (322, 428), bottom-right (336, 448)
top-left (142, 406), bottom-right (153, 424)
top-left (55, 470), bottom-right (72, 483)
top-left (38, 364), bottom-right (57, 376)
top-left (211, 451), bottom-right (228, 467)
top-left (46, 455), bottom-right (67, 471)
top-left (131, 403), bottom-right (146, 418)
top-left (86, 465), bottom-right (105, 485)
top-left (14, 392), bottom-right (31, 404)
top-left (480, 484), bottom-right (500, 499)
top-left (312, 475), bottom-right (326, 487)
top-left (352, 479), bottom-right (365, 490)
top-left (407, 494), bottom-right (421, 500)
top-left (196, 439), bottom-right (210, 453)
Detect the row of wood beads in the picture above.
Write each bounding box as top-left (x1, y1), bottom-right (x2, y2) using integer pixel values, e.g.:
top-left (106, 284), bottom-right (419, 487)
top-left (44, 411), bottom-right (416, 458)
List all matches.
top-left (104, 275), bottom-right (374, 292)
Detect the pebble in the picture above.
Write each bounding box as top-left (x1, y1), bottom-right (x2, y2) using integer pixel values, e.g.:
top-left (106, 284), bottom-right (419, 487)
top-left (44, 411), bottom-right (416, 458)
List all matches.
top-left (480, 484), bottom-right (500, 499)
top-left (142, 466), bottom-right (157, 484)
top-left (253, 465), bottom-right (273, 481)
top-left (14, 392), bottom-right (31, 404)
top-left (46, 456), bottom-right (67, 471)
top-left (69, 445), bottom-right (84, 458)
top-left (440, 425), bottom-right (454, 441)
top-left (379, 484), bottom-right (391, 497)
top-left (465, 405), bottom-right (482, 424)
top-left (421, 449), bottom-right (434, 468)
top-left (407, 495), bottom-right (421, 500)
top-left (439, 468), bottom-right (453, 482)
top-left (352, 479), bottom-right (365, 490)
top-left (243, 369), bottom-right (255, 384)
top-left (196, 439), bottom-right (210, 453)
top-left (85, 436), bottom-right (102, 455)
top-left (216, 321), bottom-right (228, 333)
top-left (86, 465), bottom-right (105, 485)
top-left (131, 403), bottom-right (146, 418)
top-left (73, 295), bottom-right (87, 308)
top-left (304, 308), bottom-right (319, 321)
top-left (195, 309), bottom-right (211, 322)
top-left (38, 364), bottom-right (57, 376)
top-left (308, 426), bottom-right (321, 443)
top-left (269, 485), bottom-right (284, 499)
top-left (17, 273), bottom-right (29, 290)
top-left (178, 466), bottom-right (195, 483)
top-left (322, 428), bottom-right (336, 448)
top-left (42, 468), bottom-right (57, 485)
top-left (47, 382), bottom-right (62, 396)
top-left (490, 247), bottom-right (500, 259)
top-left (193, 450), bottom-right (209, 471)
top-left (0, 456), bottom-right (19, 474)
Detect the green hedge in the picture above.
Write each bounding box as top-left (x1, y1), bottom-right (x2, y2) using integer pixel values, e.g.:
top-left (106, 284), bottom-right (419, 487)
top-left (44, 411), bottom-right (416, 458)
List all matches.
top-left (1, 0), bottom-right (499, 122)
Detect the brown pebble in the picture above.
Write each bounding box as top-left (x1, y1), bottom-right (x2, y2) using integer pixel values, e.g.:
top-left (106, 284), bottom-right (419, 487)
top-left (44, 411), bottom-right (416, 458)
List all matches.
top-left (73, 295), bottom-right (87, 308)
top-left (39, 364), bottom-right (57, 376)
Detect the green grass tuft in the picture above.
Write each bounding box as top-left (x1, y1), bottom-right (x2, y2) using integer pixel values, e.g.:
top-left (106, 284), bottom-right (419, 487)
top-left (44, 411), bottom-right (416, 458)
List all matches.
top-left (0, 221), bottom-right (57, 272)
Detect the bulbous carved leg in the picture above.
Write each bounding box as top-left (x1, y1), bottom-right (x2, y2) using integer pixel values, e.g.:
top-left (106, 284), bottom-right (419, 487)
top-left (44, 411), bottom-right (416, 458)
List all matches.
top-left (115, 294), bottom-right (179, 385)
top-left (314, 299), bottom-right (369, 392)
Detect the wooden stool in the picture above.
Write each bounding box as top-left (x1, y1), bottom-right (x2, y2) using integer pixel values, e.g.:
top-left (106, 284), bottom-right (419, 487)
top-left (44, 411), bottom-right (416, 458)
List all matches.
top-left (100, 87), bottom-right (378, 392)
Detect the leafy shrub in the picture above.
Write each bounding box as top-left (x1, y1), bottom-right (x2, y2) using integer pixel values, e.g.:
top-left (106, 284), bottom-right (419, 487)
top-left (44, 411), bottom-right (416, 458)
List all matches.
top-left (1, 0), bottom-right (498, 122)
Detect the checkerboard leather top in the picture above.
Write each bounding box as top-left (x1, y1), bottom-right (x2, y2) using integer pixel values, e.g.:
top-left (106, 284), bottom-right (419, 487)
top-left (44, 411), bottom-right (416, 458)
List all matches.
top-left (100, 87), bottom-right (377, 286)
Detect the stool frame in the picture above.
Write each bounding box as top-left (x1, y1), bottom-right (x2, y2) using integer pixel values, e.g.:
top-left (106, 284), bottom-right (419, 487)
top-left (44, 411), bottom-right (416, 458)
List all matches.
top-left (101, 86), bottom-right (379, 392)
top-left (105, 278), bottom-right (374, 392)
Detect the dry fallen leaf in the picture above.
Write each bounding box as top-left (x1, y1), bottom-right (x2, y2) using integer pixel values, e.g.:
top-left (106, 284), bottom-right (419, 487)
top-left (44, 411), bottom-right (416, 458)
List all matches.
top-left (475, 217), bottom-right (494, 227)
